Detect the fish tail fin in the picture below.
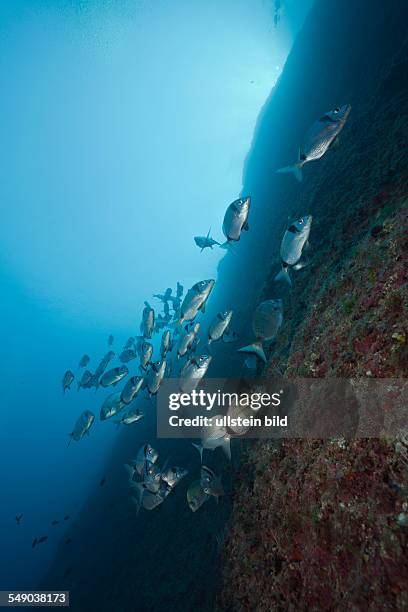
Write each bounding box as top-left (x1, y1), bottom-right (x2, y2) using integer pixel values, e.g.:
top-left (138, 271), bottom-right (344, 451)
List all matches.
top-left (219, 241), bottom-right (235, 252)
top-left (274, 266), bottom-right (292, 286)
top-left (67, 434), bottom-right (73, 448)
top-left (276, 162), bottom-right (303, 182)
top-left (192, 442), bottom-right (203, 462)
top-left (237, 341), bottom-right (266, 363)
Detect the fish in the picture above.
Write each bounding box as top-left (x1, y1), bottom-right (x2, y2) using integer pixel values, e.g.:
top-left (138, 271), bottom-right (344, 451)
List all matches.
top-left (176, 327), bottom-right (197, 359)
top-left (77, 370), bottom-right (93, 391)
top-left (68, 410), bottom-right (95, 444)
top-left (179, 280), bottom-right (215, 323)
top-left (192, 414), bottom-right (231, 461)
top-left (94, 351), bottom-right (116, 380)
top-left (142, 461), bottom-right (162, 493)
top-left (161, 466), bottom-right (188, 489)
top-left (194, 228), bottom-right (220, 252)
top-left (139, 341), bottom-right (153, 371)
top-left (51, 520), bottom-right (59, 525)
top-left (78, 355), bottom-right (90, 369)
top-left (100, 391), bottom-right (125, 421)
top-left (221, 197), bottom-right (250, 248)
top-left (227, 398), bottom-right (254, 435)
top-left (141, 483), bottom-right (172, 510)
top-left (99, 476), bottom-right (106, 486)
top-left (123, 337), bottom-right (135, 350)
top-left (200, 465), bottom-right (224, 497)
top-left (119, 348), bottom-right (137, 363)
top-left (32, 538), bottom-right (37, 549)
top-left (63, 515), bottom-right (70, 521)
top-left (108, 334), bottom-right (114, 346)
top-left (238, 299), bottom-right (283, 363)
top-left (146, 360), bottom-right (167, 395)
top-left (208, 310), bottom-right (233, 344)
top-left (99, 366), bottom-right (129, 388)
top-left (15, 514), bottom-right (23, 525)
top-left (38, 536), bottom-right (48, 544)
top-left (153, 287), bottom-right (173, 304)
top-left (62, 370), bottom-right (75, 393)
top-left (115, 408), bottom-right (144, 429)
top-left (120, 376), bottom-right (144, 405)
top-left (180, 355), bottom-right (212, 393)
top-left (277, 104), bottom-right (352, 181)
top-left (187, 479), bottom-right (210, 512)
top-left (65, 538), bottom-right (72, 545)
top-left (129, 444), bottom-right (159, 476)
top-left (274, 215), bottom-right (312, 286)
top-left (141, 302), bottom-right (155, 339)
top-left (160, 330), bottom-right (172, 358)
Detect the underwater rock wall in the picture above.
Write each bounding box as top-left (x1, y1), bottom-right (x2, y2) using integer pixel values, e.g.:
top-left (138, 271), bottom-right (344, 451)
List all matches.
top-left (217, 0), bottom-right (408, 609)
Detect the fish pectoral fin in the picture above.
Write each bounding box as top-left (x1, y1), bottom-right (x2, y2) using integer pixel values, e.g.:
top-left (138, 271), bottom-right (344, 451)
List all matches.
top-left (303, 240), bottom-right (311, 252)
top-left (243, 222), bottom-right (249, 231)
top-left (200, 302), bottom-right (206, 313)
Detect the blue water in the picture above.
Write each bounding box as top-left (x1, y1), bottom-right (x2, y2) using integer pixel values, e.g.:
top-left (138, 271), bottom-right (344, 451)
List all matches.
top-left (0, 0), bottom-right (312, 594)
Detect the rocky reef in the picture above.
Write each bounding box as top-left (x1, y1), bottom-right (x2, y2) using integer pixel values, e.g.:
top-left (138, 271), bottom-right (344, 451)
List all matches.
top-left (217, 0), bottom-right (408, 609)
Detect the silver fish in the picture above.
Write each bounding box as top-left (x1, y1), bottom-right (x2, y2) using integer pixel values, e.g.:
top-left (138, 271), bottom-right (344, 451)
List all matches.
top-left (277, 104), bottom-right (351, 182)
top-left (69, 410), bottom-right (95, 443)
top-left (62, 370), bottom-right (75, 393)
top-left (135, 444), bottom-right (159, 473)
top-left (200, 465), bottom-right (224, 497)
top-left (208, 310), bottom-right (233, 344)
top-left (238, 299), bottom-right (283, 363)
top-left (161, 466), bottom-right (188, 489)
top-left (77, 369), bottom-right (92, 391)
top-left (139, 341), bottom-right (153, 371)
top-left (160, 330), bottom-right (172, 358)
top-left (192, 414), bottom-right (231, 461)
top-left (141, 484), bottom-right (171, 510)
top-left (180, 355), bottom-right (212, 393)
top-left (187, 479), bottom-right (210, 512)
top-left (275, 215), bottom-right (312, 286)
top-left (115, 408), bottom-right (144, 428)
top-left (100, 391), bottom-right (125, 421)
top-left (180, 280), bottom-right (215, 324)
top-left (120, 375), bottom-right (144, 404)
top-left (108, 334), bottom-right (114, 346)
top-left (99, 366), bottom-right (129, 388)
top-left (221, 197), bottom-right (250, 247)
top-left (141, 302), bottom-right (155, 339)
top-left (147, 360), bottom-right (166, 395)
top-left (177, 328), bottom-right (196, 359)
top-left (194, 228), bottom-right (220, 252)
top-left (78, 355), bottom-right (90, 369)
top-left (123, 337), bottom-right (135, 350)
top-left (119, 348), bottom-right (137, 363)
top-left (94, 351), bottom-right (115, 378)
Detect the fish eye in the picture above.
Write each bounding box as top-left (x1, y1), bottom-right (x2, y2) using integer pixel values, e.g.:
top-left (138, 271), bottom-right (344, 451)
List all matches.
top-left (334, 107), bottom-right (340, 113)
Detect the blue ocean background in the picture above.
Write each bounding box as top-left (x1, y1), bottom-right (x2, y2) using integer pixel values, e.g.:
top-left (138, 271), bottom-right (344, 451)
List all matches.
top-left (0, 0), bottom-right (312, 598)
